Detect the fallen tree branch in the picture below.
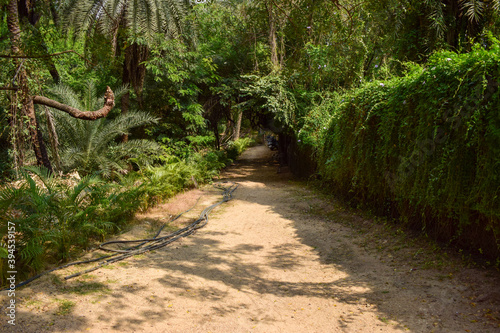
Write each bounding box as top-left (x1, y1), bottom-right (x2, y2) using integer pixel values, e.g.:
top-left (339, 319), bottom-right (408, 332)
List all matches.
top-left (33, 86), bottom-right (115, 120)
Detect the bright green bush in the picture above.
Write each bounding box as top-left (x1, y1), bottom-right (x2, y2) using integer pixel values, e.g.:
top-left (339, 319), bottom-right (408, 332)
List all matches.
top-left (137, 139), bottom-right (252, 207)
top-left (225, 137), bottom-right (255, 161)
top-left (299, 40), bottom-right (500, 256)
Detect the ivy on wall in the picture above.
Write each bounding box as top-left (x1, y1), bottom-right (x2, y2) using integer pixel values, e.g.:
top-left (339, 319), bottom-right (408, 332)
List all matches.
top-left (298, 39), bottom-right (500, 257)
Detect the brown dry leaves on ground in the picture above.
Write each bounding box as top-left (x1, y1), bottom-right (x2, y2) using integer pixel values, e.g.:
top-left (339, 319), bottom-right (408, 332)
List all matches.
top-left (2, 145), bottom-right (500, 333)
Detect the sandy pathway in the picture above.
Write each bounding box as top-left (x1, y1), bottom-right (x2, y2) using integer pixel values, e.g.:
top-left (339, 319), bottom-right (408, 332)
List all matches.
top-left (2, 145), bottom-right (500, 332)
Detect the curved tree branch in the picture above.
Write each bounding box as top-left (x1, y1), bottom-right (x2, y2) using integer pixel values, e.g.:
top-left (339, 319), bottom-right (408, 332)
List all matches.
top-left (33, 86), bottom-right (115, 120)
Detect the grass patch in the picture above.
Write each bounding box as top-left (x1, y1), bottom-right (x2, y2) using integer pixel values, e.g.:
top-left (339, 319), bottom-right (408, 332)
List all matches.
top-left (51, 274), bottom-right (64, 286)
top-left (24, 298), bottom-right (43, 308)
top-left (54, 299), bottom-right (75, 316)
top-left (133, 254), bottom-right (146, 259)
top-left (61, 281), bottom-right (111, 295)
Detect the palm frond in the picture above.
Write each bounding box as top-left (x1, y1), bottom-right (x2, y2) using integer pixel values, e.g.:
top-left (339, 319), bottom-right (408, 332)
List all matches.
top-left (64, 0), bottom-right (190, 42)
top-left (92, 111), bottom-right (158, 152)
top-left (48, 84), bottom-right (84, 110)
top-left (67, 174), bottom-right (103, 206)
top-left (493, 0), bottom-right (500, 11)
top-left (23, 166), bottom-right (56, 194)
top-left (460, 0), bottom-right (485, 23)
top-left (424, 0), bottom-right (447, 38)
top-left (0, 185), bottom-right (22, 210)
top-left (110, 138), bottom-right (162, 161)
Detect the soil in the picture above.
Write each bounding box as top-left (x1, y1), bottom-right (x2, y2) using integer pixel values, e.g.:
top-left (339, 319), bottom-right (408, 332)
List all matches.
top-left (2, 145), bottom-right (500, 333)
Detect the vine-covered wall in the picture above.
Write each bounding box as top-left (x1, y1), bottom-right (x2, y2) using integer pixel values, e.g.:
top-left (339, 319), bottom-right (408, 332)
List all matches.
top-left (298, 42), bottom-right (500, 258)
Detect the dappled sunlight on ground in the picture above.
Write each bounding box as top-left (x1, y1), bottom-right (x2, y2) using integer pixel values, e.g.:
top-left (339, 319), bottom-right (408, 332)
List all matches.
top-left (2, 145), bottom-right (500, 332)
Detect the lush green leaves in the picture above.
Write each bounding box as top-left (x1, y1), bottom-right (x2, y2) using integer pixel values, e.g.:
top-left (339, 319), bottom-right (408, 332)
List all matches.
top-left (299, 41), bottom-right (500, 255)
top-left (44, 83), bottom-right (160, 177)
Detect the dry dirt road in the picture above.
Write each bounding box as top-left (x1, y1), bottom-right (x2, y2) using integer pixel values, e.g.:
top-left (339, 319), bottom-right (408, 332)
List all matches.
top-left (2, 145), bottom-right (500, 333)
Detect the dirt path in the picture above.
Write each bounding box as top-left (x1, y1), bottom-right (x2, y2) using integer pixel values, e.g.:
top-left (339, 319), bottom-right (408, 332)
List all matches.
top-left (3, 145), bottom-right (500, 332)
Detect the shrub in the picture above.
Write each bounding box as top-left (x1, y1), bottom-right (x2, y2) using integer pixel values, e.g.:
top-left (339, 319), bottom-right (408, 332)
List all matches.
top-left (224, 137), bottom-right (255, 161)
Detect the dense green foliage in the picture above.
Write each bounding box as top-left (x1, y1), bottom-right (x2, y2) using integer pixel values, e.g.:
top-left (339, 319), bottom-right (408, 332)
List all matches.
top-left (298, 41), bottom-right (500, 256)
top-left (46, 82), bottom-right (161, 177)
top-left (0, 166), bottom-right (143, 278)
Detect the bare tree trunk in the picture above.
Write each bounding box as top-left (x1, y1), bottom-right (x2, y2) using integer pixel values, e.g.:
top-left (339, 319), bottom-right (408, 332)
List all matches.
top-left (44, 106), bottom-right (61, 171)
top-left (279, 33), bottom-right (285, 69)
top-left (214, 126), bottom-right (220, 150)
top-left (266, 1), bottom-right (279, 71)
top-left (445, 0), bottom-right (460, 49)
top-left (128, 43), bottom-right (148, 109)
top-left (121, 43), bottom-right (149, 142)
top-left (121, 59), bottom-right (131, 142)
top-left (234, 109), bottom-right (242, 140)
top-left (225, 100), bottom-right (234, 141)
top-left (253, 27), bottom-right (259, 71)
top-left (33, 88), bottom-right (115, 119)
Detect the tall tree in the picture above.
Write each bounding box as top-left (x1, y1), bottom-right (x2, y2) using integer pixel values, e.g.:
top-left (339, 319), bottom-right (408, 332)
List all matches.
top-left (64, 0), bottom-right (191, 140)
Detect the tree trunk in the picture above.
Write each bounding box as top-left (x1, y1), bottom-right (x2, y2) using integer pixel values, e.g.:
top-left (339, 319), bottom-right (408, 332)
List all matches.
top-left (214, 126), bottom-right (220, 150)
top-left (121, 43), bottom-right (148, 142)
top-left (253, 27), bottom-right (259, 71)
top-left (9, 91), bottom-right (23, 178)
top-left (44, 106), bottom-right (61, 171)
top-left (121, 58), bottom-right (131, 142)
top-left (266, 1), bottom-right (279, 71)
top-left (279, 33), bottom-right (285, 69)
top-left (445, 0), bottom-right (460, 49)
top-left (234, 109), bottom-right (242, 140)
top-left (7, 0), bottom-right (52, 172)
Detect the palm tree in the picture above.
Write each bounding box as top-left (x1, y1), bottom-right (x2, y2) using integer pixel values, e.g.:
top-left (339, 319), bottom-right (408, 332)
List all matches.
top-left (424, 0), bottom-right (499, 48)
top-left (63, 0), bottom-right (192, 140)
top-left (47, 82), bottom-right (161, 177)
top-left (459, 0), bottom-right (499, 23)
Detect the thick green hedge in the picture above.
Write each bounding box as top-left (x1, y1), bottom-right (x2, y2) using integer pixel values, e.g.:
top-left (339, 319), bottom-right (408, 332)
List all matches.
top-left (299, 41), bottom-right (500, 258)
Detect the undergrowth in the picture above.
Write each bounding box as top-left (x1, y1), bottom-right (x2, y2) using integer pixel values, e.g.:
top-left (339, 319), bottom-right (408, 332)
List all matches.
top-left (0, 137), bottom-right (253, 286)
